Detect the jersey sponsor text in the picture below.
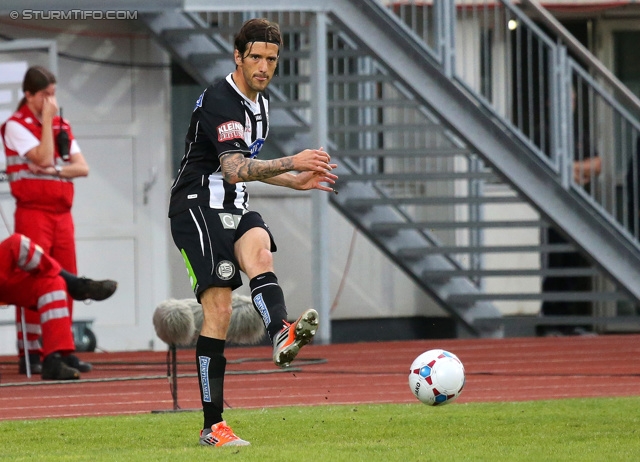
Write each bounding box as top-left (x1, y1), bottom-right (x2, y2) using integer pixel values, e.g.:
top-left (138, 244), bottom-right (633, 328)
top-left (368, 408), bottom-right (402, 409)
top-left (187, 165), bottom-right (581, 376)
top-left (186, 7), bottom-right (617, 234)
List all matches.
top-left (217, 121), bottom-right (244, 142)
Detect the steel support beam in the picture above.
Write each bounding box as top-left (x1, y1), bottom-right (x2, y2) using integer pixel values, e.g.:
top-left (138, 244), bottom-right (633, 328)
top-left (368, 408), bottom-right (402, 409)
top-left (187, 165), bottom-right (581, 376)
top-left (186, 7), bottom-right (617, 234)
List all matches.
top-left (310, 12), bottom-right (331, 344)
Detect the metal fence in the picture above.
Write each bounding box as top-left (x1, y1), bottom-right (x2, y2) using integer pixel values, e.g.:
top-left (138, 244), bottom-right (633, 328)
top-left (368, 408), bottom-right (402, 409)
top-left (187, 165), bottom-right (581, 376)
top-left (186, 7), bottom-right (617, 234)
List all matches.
top-left (389, 0), bottom-right (640, 243)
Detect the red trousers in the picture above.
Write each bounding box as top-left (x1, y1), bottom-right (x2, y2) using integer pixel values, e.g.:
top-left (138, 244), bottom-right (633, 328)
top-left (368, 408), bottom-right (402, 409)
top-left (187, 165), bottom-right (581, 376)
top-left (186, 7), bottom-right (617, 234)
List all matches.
top-left (0, 233), bottom-right (75, 358)
top-left (14, 207), bottom-right (77, 358)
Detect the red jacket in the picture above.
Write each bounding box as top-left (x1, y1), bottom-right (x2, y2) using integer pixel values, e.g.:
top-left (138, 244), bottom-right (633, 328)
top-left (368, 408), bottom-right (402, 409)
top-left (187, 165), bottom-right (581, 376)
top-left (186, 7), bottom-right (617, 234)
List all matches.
top-left (1, 105), bottom-right (75, 213)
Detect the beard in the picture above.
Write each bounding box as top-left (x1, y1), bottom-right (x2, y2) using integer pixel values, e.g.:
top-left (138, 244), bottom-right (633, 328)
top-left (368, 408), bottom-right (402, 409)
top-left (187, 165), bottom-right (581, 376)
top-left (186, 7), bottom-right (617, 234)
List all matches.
top-left (242, 68), bottom-right (271, 93)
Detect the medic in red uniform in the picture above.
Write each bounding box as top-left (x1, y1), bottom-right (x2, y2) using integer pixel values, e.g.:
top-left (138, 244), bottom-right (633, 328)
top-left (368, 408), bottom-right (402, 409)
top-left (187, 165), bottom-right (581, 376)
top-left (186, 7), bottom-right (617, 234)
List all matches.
top-left (1, 66), bottom-right (90, 374)
top-left (0, 233), bottom-right (117, 380)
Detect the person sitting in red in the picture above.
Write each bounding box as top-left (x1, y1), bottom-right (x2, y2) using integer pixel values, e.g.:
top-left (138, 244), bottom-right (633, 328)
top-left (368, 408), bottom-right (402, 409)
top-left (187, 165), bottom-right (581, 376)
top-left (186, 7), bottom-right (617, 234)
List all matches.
top-left (1, 66), bottom-right (90, 374)
top-left (0, 233), bottom-right (116, 380)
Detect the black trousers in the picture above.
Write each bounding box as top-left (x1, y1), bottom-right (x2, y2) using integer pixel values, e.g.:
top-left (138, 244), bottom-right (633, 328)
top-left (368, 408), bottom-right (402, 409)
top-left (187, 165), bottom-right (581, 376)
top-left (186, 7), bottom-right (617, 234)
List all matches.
top-left (538, 227), bottom-right (593, 334)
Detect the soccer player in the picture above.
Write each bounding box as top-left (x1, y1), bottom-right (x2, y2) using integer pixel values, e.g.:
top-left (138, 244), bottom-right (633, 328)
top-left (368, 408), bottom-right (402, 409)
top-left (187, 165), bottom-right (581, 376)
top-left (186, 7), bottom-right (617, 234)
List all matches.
top-left (0, 233), bottom-right (117, 380)
top-left (168, 18), bottom-right (338, 447)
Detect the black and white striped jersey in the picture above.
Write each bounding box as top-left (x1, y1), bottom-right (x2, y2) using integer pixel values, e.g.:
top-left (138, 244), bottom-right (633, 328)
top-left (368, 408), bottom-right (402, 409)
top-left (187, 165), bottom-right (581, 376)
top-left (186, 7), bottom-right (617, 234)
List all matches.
top-left (168, 73), bottom-right (270, 218)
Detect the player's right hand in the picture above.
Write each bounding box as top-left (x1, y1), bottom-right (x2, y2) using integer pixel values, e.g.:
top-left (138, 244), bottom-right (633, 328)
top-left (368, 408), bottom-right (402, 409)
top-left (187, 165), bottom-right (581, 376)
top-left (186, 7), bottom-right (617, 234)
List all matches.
top-left (293, 148), bottom-right (334, 174)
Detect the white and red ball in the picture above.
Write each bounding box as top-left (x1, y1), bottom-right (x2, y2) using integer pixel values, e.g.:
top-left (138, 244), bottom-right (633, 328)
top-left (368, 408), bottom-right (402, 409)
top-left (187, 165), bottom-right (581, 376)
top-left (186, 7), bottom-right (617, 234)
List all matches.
top-left (408, 349), bottom-right (465, 406)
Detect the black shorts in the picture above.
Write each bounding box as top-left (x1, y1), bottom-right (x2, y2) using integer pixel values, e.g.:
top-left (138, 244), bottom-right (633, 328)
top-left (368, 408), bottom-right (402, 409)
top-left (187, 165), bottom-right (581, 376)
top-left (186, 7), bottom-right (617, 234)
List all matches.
top-left (170, 207), bottom-right (277, 300)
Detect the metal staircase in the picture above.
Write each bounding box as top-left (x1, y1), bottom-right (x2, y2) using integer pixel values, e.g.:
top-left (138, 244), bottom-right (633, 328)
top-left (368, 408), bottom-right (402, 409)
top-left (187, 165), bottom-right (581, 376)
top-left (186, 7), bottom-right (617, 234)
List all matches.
top-left (140, 0), bottom-right (640, 337)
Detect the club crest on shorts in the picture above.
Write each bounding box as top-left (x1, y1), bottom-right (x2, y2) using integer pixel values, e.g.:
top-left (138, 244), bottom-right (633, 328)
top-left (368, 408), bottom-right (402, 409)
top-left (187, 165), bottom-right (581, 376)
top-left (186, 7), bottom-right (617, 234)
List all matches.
top-left (216, 260), bottom-right (236, 280)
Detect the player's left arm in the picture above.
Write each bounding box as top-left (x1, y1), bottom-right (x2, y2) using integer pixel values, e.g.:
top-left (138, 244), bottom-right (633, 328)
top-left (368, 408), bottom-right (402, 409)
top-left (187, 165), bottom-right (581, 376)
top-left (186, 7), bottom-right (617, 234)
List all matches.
top-left (220, 149), bottom-right (335, 185)
top-left (263, 169), bottom-right (338, 192)
top-left (220, 152), bottom-right (295, 183)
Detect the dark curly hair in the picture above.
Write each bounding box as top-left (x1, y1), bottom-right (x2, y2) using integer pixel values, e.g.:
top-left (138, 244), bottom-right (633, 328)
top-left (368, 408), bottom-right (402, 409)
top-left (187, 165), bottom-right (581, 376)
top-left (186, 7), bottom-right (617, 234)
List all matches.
top-left (234, 18), bottom-right (282, 59)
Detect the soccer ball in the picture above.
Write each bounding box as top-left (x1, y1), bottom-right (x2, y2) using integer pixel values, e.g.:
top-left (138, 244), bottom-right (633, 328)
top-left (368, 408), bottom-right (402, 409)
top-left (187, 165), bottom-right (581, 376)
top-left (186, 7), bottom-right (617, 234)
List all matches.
top-left (408, 349), bottom-right (465, 406)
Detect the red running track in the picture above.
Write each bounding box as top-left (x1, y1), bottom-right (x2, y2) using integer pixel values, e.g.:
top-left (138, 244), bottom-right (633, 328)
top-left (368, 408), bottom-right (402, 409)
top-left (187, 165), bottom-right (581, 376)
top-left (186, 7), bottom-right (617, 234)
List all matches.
top-left (1, 335), bottom-right (640, 421)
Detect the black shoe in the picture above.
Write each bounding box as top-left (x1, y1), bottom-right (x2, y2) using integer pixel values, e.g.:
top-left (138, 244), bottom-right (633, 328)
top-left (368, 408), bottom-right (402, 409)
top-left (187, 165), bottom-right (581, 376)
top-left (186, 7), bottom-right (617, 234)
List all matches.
top-left (18, 354), bottom-right (42, 375)
top-left (41, 353), bottom-right (80, 380)
top-left (66, 277), bottom-right (117, 301)
top-left (62, 354), bottom-right (93, 372)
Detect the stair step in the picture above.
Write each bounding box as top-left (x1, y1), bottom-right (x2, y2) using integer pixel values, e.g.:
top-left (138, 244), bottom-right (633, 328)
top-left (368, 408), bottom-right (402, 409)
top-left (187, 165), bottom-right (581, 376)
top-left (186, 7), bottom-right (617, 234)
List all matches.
top-left (408, 220), bottom-right (547, 230)
top-left (161, 22), bottom-right (248, 36)
top-left (339, 172), bottom-right (498, 182)
top-left (475, 315), bottom-right (640, 329)
top-left (329, 123), bottom-right (440, 133)
top-left (161, 27), bottom-right (222, 40)
top-left (188, 51), bottom-right (228, 63)
top-left (345, 195), bottom-right (524, 208)
top-left (334, 148), bottom-right (472, 157)
top-left (397, 244), bottom-right (576, 255)
top-left (447, 291), bottom-right (629, 304)
top-left (276, 73), bottom-right (421, 87)
top-left (269, 124), bottom-right (310, 134)
top-left (368, 217), bottom-right (546, 235)
top-left (329, 99), bottom-right (421, 108)
top-left (422, 268), bottom-right (599, 278)
top-left (271, 98), bottom-right (421, 109)
top-left (329, 73), bottom-right (398, 84)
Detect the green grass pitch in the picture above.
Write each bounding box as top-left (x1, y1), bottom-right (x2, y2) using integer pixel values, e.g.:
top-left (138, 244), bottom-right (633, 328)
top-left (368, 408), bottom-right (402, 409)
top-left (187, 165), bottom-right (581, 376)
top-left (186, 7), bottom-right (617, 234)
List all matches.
top-left (1, 398), bottom-right (639, 461)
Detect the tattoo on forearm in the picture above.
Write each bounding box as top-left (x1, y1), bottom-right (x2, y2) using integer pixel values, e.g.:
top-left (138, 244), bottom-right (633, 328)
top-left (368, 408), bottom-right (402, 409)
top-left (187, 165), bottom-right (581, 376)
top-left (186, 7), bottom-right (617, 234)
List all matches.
top-left (222, 154), bottom-right (295, 182)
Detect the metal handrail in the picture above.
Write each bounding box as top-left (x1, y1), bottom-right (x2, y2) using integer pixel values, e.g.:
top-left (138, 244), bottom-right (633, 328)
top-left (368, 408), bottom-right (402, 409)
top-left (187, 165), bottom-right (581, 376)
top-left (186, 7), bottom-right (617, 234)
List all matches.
top-left (521, 0), bottom-right (640, 115)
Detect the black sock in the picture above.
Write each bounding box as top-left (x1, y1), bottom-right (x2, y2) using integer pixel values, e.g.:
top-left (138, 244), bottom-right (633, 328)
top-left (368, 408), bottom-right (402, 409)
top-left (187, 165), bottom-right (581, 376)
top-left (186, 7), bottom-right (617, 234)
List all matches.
top-left (196, 336), bottom-right (226, 430)
top-left (249, 272), bottom-right (288, 342)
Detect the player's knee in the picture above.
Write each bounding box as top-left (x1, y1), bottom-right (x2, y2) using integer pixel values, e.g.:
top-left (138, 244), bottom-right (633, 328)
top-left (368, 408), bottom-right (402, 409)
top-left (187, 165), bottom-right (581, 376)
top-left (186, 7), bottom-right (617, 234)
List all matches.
top-left (255, 247), bottom-right (273, 267)
top-left (202, 303), bottom-right (232, 331)
top-left (244, 247), bottom-right (273, 276)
